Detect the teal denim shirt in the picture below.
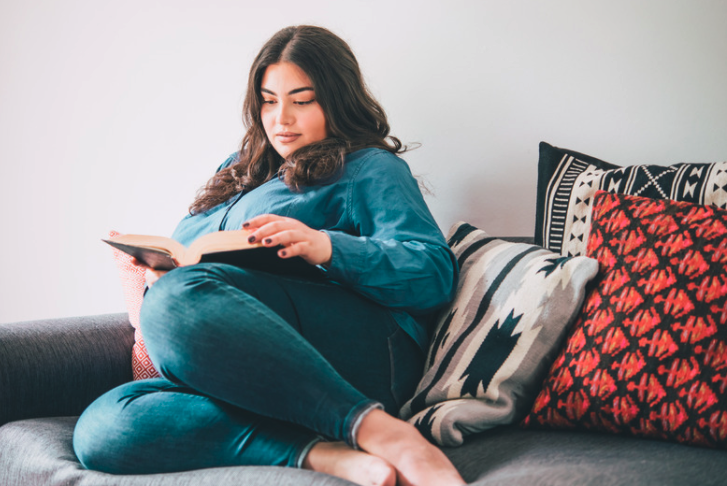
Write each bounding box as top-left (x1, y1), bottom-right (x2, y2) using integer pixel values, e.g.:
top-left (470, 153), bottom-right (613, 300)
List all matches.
top-left (170, 147), bottom-right (458, 349)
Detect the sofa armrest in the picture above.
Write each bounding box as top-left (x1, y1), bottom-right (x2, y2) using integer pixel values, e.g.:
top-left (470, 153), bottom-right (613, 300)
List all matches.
top-left (0, 313), bottom-right (134, 426)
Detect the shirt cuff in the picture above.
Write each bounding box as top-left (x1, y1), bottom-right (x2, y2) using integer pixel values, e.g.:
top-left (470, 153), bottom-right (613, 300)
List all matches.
top-left (319, 230), bottom-right (366, 283)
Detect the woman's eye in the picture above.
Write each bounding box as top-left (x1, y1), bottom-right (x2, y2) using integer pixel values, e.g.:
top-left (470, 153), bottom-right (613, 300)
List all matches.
top-left (294, 99), bottom-right (316, 105)
top-left (262, 99), bottom-right (276, 105)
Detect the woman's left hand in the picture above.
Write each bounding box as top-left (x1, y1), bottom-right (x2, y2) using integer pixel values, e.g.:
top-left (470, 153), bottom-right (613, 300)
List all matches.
top-left (243, 215), bottom-right (332, 267)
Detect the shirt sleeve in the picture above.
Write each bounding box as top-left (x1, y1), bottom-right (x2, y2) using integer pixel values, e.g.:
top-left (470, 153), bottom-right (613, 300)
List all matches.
top-left (321, 153), bottom-right (458, 314)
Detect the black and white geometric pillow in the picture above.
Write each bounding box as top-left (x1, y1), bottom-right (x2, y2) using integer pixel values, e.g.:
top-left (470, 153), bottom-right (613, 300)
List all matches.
top-left (535, 141), bottom-right (727, 256)
top-left (399, 222), bottom-right (598, 447)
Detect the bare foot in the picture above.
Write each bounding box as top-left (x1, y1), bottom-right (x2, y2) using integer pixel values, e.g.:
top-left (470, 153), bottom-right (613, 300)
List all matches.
top-left (303, 441), bottom-right (397, 486)
top-left (356, 409), bottom-right (466, 486)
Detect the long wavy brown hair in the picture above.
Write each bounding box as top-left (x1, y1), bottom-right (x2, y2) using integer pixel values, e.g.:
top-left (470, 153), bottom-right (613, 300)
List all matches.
top-left (190, 25), bottom-right (406, 214)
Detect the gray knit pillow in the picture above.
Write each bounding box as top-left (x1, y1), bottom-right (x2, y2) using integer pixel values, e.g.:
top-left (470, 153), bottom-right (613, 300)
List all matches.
top-left (400, 222), bottom-right (599, 446)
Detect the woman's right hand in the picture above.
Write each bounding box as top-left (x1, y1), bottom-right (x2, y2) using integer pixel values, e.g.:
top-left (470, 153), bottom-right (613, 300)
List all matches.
top-left (131, 258), bottom-right (169, 288)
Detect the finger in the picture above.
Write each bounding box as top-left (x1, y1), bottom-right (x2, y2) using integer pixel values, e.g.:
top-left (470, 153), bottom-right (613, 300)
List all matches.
top-left (242, 214), bottom-right (287, 231)
top-left (277, 239), bottom-right (330, 267)
top-left (260, 228), bottom-right (307, 247)
top-left (248, 220), bottom-right (300, 244)
top-left (145, 268), bottom-right (159, 287)
top-left (243, 217), bottom-right (293, 243)
top-left (131, 257), bottom-right (151, 269)
top-left (277, 240), bottom-right (309, 259)
top-left (146, 268), bottom-right (169, 286)
top-left (277, 231), bottom-right (332, 267)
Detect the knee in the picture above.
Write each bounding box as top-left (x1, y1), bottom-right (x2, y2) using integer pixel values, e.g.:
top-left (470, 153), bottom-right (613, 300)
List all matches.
top-left (138, 266), bottom-right (215, 374)
top-left (73, 395), bottom-right (108, 471)
top-left (73, 381), bottom-right (154, 473)
top-left (141, 264), bottom-right (211, 320)
top-left (140, 263), bottom-right (253, 326)
top-left (140, 264), bottom-right (226, 343)
top-left (138, 264), bottom-right (263, 379)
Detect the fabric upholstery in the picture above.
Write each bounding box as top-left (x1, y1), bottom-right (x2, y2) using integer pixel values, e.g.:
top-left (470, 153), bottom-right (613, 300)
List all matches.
top-left (444, 425), bottom-right (727, 485)
top-left (523, 191), bottom-right (727, 448)
top-left (0, 417), bottom-right (348, 486)
top-left (2, 416), bottom-right (726, 486)
top-left (0, 314), bottom-right (133, 427)
top-left (400, 222), bottom-right (598, 446)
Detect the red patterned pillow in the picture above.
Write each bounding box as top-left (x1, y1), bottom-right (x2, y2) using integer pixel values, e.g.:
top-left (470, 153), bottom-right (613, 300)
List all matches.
top-left (522, 191), bottom-right (727, 448)
top-left (108, 231), bottom-right (161, 381)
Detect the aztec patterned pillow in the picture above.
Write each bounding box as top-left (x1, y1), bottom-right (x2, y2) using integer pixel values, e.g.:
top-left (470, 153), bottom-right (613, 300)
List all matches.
top-left (522, 191), bottom-right (727, 449)
top-left (108, 231), bottom-right (161, 381)
top-left (399, 222), bottom-right (599, 447)
top-left (535, 141), bottom-right (727, 257)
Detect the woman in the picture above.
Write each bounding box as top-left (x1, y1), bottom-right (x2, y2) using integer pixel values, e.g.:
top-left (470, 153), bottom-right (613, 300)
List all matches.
top-left (74, 25), bottom-right (465, 486)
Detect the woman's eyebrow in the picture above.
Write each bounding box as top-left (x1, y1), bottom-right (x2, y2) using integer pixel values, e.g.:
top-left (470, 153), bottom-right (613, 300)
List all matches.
top-left (261, 87), bottom-right (314, 96)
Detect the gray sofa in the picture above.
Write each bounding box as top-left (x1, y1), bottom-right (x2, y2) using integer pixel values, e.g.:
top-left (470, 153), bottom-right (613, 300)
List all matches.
top-left (2, 298), bottom-right (727, 484)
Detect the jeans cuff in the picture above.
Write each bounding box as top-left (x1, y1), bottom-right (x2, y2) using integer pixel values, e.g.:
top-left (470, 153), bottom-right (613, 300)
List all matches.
top-left (346, 400), bottom-right (384, 450)
top-left (295, 436), bottom-right (325, 469)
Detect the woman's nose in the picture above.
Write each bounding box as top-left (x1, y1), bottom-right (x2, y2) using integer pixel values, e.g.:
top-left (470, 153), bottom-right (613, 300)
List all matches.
top-left (276, 102), bottom-right (294, 125)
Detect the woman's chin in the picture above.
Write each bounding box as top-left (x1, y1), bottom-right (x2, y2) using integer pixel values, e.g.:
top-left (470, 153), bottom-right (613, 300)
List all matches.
top-left (273, 145), bottom-right (295, 159)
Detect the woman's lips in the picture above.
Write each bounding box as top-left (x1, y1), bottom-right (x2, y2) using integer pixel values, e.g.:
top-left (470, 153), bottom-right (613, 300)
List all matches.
top-left (276, 132), bottom-right (301, 144)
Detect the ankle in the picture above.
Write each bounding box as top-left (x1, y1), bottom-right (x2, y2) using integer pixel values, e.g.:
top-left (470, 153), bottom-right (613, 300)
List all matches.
top-left (355, 411), bottom-right (466, 486)
top-left (356, 409), bottom-right (419, 453)
top-left (302, 441), bottom-right (397, 486)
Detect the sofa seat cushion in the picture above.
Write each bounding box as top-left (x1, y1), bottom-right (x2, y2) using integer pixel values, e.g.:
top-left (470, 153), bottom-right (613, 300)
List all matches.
top-left (0, 417), bottom-right (349, 486)
top-left (3, 417), bottom-right (726, 486)
top-left (444, 425), bottom-right (727, 486)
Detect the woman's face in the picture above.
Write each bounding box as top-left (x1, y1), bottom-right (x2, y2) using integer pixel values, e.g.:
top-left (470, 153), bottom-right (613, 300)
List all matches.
top-left (260, 62), bottom-right (328, 159)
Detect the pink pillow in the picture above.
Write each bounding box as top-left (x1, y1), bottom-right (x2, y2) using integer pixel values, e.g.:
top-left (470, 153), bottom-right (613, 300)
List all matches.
top-left (108, 231), bottom-right (161, 380)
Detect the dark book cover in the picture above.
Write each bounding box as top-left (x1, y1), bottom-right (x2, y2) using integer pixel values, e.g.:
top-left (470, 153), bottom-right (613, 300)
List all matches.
top-left (104, 239), bottom-right (322, 280)
top-left (199, 246), bottom-right (322, 280)
top-left (103, 240), bottom-right (178, 270)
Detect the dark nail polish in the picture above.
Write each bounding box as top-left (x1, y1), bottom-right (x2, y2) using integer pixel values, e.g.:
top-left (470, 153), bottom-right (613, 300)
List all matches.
top-left (264, 238), bottom-right (272, 245)
top-left (242, 222), bottom-right (250, 228)
top-left (248, 235), bottom-right (256, 243)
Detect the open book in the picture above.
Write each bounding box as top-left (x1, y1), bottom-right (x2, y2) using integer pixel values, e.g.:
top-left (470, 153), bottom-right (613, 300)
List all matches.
top-left (103, 230), bottom-right (320, 279)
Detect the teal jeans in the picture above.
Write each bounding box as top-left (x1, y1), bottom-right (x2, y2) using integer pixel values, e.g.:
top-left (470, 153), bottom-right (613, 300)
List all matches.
top-left (73, 263), bottom-right (424, 474)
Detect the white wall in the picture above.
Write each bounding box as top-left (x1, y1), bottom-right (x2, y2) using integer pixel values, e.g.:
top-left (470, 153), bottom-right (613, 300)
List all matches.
top-left (2, 0), bottom-right (726, 323)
